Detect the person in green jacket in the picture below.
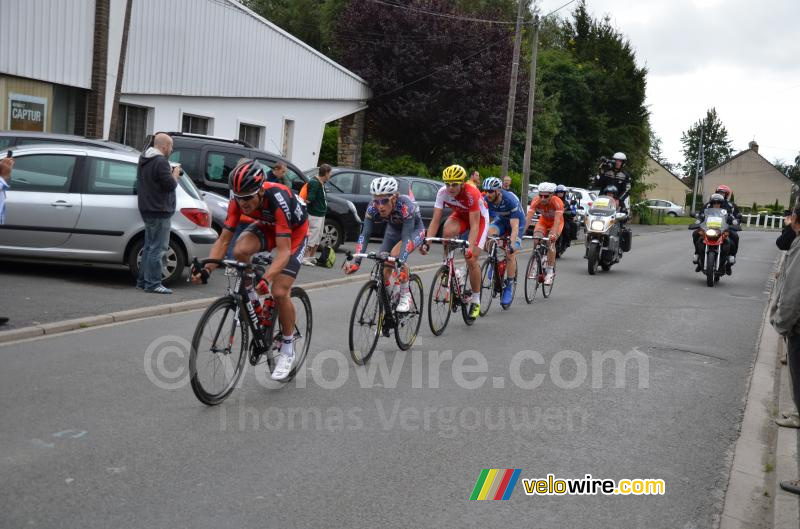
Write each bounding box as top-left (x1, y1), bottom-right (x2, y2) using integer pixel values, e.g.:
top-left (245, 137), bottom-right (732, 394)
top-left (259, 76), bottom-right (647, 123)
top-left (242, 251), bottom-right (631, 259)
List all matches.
top-left (303, 164), bottom-right (331, 265)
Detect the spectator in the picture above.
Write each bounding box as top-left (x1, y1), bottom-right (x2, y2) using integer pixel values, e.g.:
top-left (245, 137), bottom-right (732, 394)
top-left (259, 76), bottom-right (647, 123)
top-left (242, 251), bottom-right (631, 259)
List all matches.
top-left (502, 175), bottom-right (513, 191)
top-left (469, 170), bottom-right (481, 188)
top-left (267, 162), bottom-right (288, 185)
top-left (0, 155), bottom-right (14, 325)
top-left (303, 164), bottom-right (332, 265)
top-left (136, 133), bottom-right (180, 294)
top-left (777, 209), bottom-right (797, 251)
top-left (771, 203), bottom-right (800, 495)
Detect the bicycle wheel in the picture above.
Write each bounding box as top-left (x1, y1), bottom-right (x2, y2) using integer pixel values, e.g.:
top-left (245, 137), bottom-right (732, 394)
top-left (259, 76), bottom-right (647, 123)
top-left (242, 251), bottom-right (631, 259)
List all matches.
top-left (479, 259), bottom-right (494, 316)
top-left (270, 287), bottom-right (313, 381)
top-left (189, 296), bottom-right (249, 406)
top-left (542, 258), bottom-right (555, 298)
top-left (524, 252), bottom-right (540, 304)
top-left (395, 274), bottom-right (424, 350)
top-left (349, 281), bottom-right (383, 365)
top-left (428, 266), bottom-right (452, 336)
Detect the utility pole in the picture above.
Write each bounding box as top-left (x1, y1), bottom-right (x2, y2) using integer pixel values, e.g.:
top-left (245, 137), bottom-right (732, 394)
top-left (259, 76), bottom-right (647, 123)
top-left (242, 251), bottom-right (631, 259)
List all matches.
top-left (691, 124), bottom-right (704, 214)
top-left (521, 10), bottom-right (540, 202)
top-left (500, 0), bottom-right (526, 179)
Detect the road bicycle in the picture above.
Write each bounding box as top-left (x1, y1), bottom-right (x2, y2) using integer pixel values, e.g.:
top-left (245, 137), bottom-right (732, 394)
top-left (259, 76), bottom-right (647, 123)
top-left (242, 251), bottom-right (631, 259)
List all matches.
top-left (479, 235), bottom-right (517, 313)
top-left (522, 235), bottom-right (556, 303)
top-left (426, 237), bottom-right (477, 335)
top-left (346, 252), bottom-right (424, 365)
top-left (188, 256), bottom-right (312, 405)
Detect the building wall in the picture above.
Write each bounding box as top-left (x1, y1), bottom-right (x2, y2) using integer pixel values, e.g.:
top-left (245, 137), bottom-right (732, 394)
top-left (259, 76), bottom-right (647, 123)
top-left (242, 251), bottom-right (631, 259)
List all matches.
top-left (642, 158), bottom-right (690, 204)
top-left (704, 150), bottom-right (794, 208)
top-left (119, 94), bottom-right (366, 170)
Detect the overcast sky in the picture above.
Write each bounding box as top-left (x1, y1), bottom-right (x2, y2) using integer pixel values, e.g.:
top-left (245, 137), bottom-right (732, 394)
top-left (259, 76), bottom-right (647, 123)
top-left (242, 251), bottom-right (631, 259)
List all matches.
top-left (542, 0), bottom-right (800, 170)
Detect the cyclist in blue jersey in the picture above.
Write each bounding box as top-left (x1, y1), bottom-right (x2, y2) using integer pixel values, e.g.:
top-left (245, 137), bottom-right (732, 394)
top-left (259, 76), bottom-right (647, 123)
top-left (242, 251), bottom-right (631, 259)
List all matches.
top-left (482, 177), bottom-right (525, 308)
top-left (343, 177), bottom-right (426, 312)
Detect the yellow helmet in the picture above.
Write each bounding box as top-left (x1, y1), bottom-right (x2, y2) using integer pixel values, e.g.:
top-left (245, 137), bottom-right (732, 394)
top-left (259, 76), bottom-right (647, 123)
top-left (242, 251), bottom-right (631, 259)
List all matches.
top-left (442, 164), bottom-right (467, 183)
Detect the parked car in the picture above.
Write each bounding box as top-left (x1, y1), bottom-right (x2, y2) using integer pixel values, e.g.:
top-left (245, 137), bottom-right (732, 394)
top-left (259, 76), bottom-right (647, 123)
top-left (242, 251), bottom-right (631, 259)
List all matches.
top-left (638, 199), bottom-right (685, 217)
top-left (0, 131), bottom-right (138, 153)
top-left (147, 132), bottom-right (361, 250)
top-left (0, 146), bottom-right (217, 284)
top-left (304, 167), bottom-right (444, 238)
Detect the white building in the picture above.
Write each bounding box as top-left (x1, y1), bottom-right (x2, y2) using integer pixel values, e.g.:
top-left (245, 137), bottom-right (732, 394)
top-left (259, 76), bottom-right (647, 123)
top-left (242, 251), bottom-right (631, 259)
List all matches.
top-left (0, 0), bottom-right (371, 170)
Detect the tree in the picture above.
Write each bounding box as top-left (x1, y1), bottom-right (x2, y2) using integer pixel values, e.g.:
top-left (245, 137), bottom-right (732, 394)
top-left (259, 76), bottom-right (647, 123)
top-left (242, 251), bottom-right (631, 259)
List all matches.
top-left (648, 128), bottom-right (674, 172)
top-left (773, 152), bottom-right (800, 185)
top-left (241, 0), bottom-right (326, 50)
top-left (680, 107), bottom-right (734, 184)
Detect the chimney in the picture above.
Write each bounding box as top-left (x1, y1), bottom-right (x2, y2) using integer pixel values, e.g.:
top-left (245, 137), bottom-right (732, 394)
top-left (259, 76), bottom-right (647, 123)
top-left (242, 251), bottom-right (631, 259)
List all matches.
top-left (748, 140), bottom-right (759, 153)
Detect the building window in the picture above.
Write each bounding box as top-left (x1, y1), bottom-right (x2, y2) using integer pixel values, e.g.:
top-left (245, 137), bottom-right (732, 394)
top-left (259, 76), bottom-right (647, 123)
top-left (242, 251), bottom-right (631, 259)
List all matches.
top-left (239, 123), bottom-right (263, 148)
top-left (182, 114), bottom-right (209, 135)
top-left (118, 104), bottom-right (149, 150)
top-left (282, 119), bottom-right (294, 159)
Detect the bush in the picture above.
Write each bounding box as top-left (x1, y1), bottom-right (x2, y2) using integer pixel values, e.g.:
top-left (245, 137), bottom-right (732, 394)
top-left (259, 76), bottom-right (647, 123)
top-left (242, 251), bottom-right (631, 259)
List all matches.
top-left (361, 141), bottom-right (430, 177)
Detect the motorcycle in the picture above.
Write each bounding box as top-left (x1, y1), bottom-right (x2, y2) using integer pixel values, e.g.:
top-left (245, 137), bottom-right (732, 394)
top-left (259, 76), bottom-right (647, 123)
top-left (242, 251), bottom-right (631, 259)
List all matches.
top-left (584, 196), bottom-right (627, 275)
top-left (690, 208), bottom-right (732, 287)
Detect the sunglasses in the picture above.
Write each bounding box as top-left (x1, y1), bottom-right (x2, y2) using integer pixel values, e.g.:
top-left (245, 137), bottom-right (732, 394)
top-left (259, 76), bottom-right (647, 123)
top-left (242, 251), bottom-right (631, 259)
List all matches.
top-left (445, 183), bottom-right (462, 188)
top-left (373, 197), bottom-right (392, 206)
top-left (234, 192), bottom-right (259, 202)
top-left (539, 194), bottom-right (551, 199)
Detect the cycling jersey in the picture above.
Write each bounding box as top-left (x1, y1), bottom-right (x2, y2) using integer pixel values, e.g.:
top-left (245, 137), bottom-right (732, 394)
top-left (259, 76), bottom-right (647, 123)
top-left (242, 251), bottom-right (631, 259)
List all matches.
top-left (485, 189), bottom-right (525, 222)
top-left (434, 184), bottom-right (490, 219)
top-left (528, 195), bottom-right (564, 227)
top-left (356, 195), bottom-right (425, 264)
top-left (224, 181), bottom-right (308, 251)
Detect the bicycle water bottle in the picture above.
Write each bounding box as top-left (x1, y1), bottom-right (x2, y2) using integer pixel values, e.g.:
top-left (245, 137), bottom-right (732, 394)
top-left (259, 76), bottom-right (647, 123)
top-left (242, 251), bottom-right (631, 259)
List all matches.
top-left (260, 296), bottom-right (275, 328)
top-left (497, 259), bottom-right (507, 279)
top-left (390, 270), bottom-right (400, 304)
top-left (455, 267), bottom-right (466, 286)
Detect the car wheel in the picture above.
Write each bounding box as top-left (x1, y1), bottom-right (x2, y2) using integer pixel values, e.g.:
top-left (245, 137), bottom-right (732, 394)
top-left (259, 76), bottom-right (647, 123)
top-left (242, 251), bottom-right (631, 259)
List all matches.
top-left (667, 211), bottom-right (678, 217)
top-left (128, 237), bottom-right (186, 286)
top-left (321, 218), bottom-right (344, 250)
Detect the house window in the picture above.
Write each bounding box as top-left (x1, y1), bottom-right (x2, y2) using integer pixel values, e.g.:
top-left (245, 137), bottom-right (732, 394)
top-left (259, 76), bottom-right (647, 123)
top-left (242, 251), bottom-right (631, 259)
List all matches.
top-left (239, 123), bottom-right (263, 148)
top-left (118, 104), bottom-right (149, 149)
top-left (182, 114), bottom-right (209, 135)
top-left (282, 119), bottom-right (294, 159)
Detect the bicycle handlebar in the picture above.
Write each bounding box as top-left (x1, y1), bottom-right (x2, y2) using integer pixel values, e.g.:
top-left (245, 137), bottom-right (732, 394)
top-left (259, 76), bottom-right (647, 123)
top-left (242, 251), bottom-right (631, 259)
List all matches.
top-left (424, 237), bottom-right (469, 247)
top-left (190, 255), bottom-right (274, 284)
top-left (345, 251), bottom-right (398, 263)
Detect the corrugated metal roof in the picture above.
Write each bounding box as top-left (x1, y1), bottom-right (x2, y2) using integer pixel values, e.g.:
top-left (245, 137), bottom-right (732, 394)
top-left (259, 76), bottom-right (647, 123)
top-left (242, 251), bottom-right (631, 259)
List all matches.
top-left (123, 0), bottom-right (371, 100)
top-left (0, 0), bottom-right (94, 89)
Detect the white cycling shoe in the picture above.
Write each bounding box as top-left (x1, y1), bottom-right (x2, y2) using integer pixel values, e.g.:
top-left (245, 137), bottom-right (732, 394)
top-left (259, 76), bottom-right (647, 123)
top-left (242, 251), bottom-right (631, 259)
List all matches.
top-left (396, 291), bottom-right (412, 312)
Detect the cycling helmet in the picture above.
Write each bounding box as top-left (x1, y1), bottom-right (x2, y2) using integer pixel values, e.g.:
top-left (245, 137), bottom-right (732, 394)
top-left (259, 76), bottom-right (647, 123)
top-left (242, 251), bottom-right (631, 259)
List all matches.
top-left (715, 185), bottom-right (732, 199)
top-left (555, 184), bottom-right (567, 193)
top-left (442, 164), bottom-right (467, 183)
top-left (612, 152), bottom-right (627, 162)
top-left (602, 185), bottom-right (619, 196)
top-left (370, 176), bottom-right (399, 195)
top-left (229, 159), bottom-right (265, 196)
top-left (709, 193), bottom-right (725, 205)
top-left (482, 177), bottom-right (502, 191)
top-left (538, 182), bottom-right (557, 194)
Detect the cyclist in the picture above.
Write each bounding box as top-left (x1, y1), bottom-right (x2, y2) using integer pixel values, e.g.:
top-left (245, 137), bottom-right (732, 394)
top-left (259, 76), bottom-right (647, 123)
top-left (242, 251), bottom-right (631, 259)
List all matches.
top-left (555, 184), bottom-right (578, 245)
top-left (525, 182), bottom-right (563, 286)
top-left (343, 177), bottom-right (425, 312)
top-left (191, 159), bottom-right (309, 381)
top-left (420, 164), bottom-right (490, 319)
top-left (482, 177), bottom-right (524, 308)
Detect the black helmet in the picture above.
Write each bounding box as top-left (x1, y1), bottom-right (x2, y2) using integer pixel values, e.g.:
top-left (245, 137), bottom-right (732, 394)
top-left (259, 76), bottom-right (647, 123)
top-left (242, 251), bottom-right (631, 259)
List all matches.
top-left (603, 185), bottom-right (619, 197)
top-left (229, 159), bottom-right (265, 196)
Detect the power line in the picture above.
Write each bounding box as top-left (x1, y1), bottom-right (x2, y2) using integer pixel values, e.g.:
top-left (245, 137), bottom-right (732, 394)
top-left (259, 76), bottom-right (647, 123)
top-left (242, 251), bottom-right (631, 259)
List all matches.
top-left (542, 0), bottom-right (579, 19)
top-left (366, 0), bottom-right (518, 25)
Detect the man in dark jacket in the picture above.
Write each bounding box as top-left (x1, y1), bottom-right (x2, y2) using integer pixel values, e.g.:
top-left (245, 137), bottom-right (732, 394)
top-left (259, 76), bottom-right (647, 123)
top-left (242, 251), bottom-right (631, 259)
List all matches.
top-left (136, 133), bottom-right (180, 294)
top-left (303, 163), bottom-right (331, 265)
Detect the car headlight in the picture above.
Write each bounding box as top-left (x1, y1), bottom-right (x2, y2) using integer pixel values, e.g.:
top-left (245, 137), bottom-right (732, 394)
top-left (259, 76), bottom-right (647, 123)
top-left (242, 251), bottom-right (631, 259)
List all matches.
top-left (590, 220), bottom-right (606, 231)
top-left (705, 229), bottom-right (719, 239)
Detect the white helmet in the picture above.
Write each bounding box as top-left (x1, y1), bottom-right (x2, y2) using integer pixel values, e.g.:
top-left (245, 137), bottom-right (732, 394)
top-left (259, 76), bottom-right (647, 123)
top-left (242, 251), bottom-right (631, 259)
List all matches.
top-left (612, 152), bottom-right (627, 162)
top-left (370, 176), bottom-right (399, 195)
top-left (538, 182), bottom-right (557, 194)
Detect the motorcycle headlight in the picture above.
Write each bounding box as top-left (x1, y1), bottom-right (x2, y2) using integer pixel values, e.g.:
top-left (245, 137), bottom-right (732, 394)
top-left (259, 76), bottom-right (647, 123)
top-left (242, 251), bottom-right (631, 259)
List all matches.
top-left (591, 220), bottom-right (606, 231)
top-left (705, 229), bottom-right (719, 239)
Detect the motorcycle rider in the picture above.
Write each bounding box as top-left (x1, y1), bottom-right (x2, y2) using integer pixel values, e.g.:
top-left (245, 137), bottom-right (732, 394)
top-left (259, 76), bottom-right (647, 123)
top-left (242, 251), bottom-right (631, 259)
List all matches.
top-left (555, 185), bottom-right (578, 252)
top-left (594, 152), bottom-right (631, 208)
top-left (706, 184), bottom-right (741, 265)
top-left (691, 193), bottom-right (738, 274)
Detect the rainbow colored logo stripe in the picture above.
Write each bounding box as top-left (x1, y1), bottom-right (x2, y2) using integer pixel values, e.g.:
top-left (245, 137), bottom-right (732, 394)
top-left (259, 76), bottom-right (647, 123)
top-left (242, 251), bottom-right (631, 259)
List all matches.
top-left (469, 469), bottom-right (522, 500)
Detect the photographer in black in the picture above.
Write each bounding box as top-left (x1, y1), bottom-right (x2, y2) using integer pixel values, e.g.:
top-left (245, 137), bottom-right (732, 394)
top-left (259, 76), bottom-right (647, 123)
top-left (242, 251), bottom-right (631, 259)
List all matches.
top-left (593, 152), bottom-right (632, 252)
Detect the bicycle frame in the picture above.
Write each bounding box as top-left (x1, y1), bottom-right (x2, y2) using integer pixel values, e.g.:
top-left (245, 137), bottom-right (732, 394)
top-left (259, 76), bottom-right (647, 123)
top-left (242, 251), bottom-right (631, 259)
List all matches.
top-left (426, 237), bottom-right (471, 307)
top-left (353, 252), bottom-right (400, 330)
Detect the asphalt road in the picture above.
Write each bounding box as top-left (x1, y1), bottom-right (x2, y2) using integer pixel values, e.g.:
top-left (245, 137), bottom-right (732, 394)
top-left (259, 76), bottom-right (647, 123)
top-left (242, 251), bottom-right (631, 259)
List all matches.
top-left (0, 225), bottom-right (683, 330)
top-left (0, 229), bottom-right (781, 528)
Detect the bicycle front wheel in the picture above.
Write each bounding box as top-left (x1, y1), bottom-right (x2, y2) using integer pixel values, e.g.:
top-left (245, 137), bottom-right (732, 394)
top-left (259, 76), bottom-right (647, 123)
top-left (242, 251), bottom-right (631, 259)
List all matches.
top-left (349, 281), bottom-right (383, 365)
top-left (524, 252), bottom-right (540, 304)
top-left (428, 266), bottom-right (452, 336)
top-left (478, 259), bottom-right (494, 316)
top-left (189, 296), bottom-right (249, 406)
top-left (395, 274), bottom-right (424, 351)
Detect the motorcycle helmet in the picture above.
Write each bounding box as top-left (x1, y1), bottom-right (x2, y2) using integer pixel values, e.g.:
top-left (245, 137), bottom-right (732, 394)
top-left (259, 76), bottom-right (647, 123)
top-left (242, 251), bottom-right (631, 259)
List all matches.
top-left (555, 184), bottom-right (566, 194)
top-left (709, 193), bottom-right (725, 206)
top-left (602, 185), bottom-right (619, 197)
top-left (715, 185), bottom-right (732, 199)
top-left (612, 152), bottom-right (627, 162)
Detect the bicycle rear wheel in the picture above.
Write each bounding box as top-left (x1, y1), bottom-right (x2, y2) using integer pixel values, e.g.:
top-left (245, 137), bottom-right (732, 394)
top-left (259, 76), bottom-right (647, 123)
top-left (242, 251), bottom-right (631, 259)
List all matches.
top-left (269, 287), bottom-right (313, 381)
top-left (524, 252), bottom-right (540, 304)
top-left (428, 266), bottom-right (452, 336)
top-left (189, 296), bottom-right (248, 406)
top-left (395, 274), bottom-right (424, 350)
top-left (349, 281), bottom-right (383, 365)
top-left (479, 259), bottom-right (494, 316)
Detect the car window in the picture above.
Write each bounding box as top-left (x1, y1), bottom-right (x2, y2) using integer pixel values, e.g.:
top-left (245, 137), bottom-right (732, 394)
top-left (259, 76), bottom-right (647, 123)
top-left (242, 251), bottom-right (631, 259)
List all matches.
top-left (206, 151), bottom-right (243, 184)
top-left (411, 181), bottom-right (438, 202)
top-left (257, 159), bottom-right (305, 187)
top-left (0, 137), bottom-right (13, 149)
top-left (9, 154), bottom-right (77, 192)
top-left (170, 148), bottom-right (201, 180)
top-left (178, 173), bottom-right (202, 200)
top-left (86, 158), bottom-right (137, 195)
top-left (327, 172), bottom-right (355, 193)
top-left (358, 174), bottom-right (378, 195)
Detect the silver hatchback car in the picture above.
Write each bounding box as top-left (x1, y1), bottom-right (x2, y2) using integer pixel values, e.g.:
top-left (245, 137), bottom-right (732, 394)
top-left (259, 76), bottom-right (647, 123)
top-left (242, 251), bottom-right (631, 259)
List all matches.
top-left (0, 146), bottom-right (218, 284)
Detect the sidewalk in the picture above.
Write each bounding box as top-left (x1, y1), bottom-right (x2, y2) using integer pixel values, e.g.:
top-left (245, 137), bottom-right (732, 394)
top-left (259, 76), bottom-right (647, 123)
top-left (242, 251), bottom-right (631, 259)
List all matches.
top-left (719, 260), bottom-right (799, 528)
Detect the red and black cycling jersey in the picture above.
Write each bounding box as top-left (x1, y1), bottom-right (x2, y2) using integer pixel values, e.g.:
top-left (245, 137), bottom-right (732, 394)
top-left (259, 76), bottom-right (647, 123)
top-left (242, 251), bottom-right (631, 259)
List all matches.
top-left (223, 181), bottom-right (308, 237)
